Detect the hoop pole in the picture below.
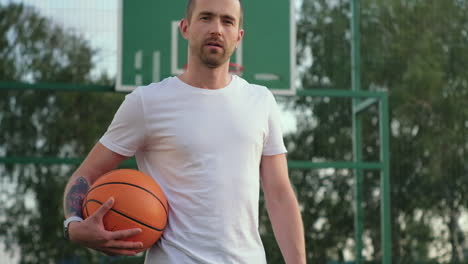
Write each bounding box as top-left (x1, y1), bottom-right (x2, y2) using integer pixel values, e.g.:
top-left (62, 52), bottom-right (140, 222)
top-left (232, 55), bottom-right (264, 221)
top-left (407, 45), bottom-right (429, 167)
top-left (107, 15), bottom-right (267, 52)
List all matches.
top-left (351, 0), bottom-right (364, 263)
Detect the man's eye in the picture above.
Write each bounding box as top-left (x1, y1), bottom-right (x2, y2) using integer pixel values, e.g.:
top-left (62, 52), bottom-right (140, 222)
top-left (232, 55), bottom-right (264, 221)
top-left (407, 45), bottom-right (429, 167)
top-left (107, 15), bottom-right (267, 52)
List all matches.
top-left (201, 16), bottom-right (209, 20)
top-left (224, 20), bottom-right (234, 25)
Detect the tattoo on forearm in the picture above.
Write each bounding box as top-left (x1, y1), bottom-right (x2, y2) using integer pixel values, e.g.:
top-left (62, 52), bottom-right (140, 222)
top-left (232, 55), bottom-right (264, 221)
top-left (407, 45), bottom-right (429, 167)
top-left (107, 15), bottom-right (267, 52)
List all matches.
top-left (65, 177), bottom-right (89, 217)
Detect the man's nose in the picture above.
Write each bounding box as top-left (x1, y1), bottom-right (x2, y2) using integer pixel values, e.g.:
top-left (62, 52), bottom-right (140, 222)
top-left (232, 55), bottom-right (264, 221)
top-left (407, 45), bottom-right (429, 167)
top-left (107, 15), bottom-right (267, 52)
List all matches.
top-left (209, 19), bottom-right (223, 36)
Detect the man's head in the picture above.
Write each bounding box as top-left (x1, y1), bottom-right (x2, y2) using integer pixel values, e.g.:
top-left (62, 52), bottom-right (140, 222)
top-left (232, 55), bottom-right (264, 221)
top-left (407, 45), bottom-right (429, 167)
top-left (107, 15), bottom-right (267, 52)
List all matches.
top-left (185, 0), bottom-right (244, 29)
top-left (180, 0), bottom-right (244, 69)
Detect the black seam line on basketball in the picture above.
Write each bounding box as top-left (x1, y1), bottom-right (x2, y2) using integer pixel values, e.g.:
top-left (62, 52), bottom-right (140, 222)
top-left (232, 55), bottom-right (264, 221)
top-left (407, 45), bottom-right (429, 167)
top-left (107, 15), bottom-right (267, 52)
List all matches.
top-left (85, 202), bottom-right (89, 218)
top-left (84, 192), bottom-right (90, 217)
top-left (86, 199), bottom-right (165, 232)
top-left (88, 181), bottom-right (168, 214)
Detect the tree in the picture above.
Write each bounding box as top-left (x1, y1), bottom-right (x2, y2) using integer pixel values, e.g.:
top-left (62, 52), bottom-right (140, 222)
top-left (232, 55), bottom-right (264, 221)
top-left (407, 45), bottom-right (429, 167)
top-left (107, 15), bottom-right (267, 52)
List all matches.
top-left (0, 3), bottom-right (137, 263)
top-left (291, 0), bottom-right (468, 262)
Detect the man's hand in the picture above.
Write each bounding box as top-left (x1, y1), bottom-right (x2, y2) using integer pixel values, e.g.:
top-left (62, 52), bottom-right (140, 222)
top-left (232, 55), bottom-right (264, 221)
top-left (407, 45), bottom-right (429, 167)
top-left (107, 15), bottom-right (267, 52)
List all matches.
top-left (68, 197), bottom-right (143, 256)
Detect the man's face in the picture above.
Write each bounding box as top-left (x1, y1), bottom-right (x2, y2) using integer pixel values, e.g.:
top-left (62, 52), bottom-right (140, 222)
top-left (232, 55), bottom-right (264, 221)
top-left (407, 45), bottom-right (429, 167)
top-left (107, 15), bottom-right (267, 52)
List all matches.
top-left (181, 0), bottom-right (244, 68)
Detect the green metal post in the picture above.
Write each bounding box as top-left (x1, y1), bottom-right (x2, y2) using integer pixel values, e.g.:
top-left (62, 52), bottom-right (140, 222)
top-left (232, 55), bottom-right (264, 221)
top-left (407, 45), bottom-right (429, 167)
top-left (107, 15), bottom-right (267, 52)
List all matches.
top-left (379, 95), bottom-right (392, 264)
top-left (351, 0), bottom-right (361, 94)
top-left (0, 81), bottom-right (115, 92)
top-left (351, 0), bottom-right (364, 263)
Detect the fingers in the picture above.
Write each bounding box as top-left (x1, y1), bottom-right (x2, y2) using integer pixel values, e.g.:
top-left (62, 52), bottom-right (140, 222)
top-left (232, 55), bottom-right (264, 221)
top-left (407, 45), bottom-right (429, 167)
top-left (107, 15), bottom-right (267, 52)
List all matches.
top-left (106, 249), bottom-right (139, 256)
top-left (108, 228), bottom-right (142, 240)
top-left (93, 197), bottom-right (114, 218)
top-left (98, 237), bottom-right (144, 256)
top-left (105, 239), bottom-right (143, 249)
top-left (83, 197), bottom-right (145, 256)
top-left (98, 247), bottom-right (141, 256)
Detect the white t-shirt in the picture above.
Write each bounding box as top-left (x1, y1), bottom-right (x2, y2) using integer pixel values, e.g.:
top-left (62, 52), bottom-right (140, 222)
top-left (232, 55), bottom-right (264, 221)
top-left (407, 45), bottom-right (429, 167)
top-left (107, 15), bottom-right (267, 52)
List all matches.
top-left (100, 75), bottom-right (287, 264)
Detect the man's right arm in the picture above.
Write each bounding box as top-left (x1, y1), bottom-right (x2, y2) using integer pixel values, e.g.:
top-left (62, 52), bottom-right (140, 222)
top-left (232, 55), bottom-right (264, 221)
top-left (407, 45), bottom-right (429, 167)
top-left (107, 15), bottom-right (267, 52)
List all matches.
top-left (63, 142), bottom-right (126, 218)
top-left (63, 142), bottom-right (143, 256)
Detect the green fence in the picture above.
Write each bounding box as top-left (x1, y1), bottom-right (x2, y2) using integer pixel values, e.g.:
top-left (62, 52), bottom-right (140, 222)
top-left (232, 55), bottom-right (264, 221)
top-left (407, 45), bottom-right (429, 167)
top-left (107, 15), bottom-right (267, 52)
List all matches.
top-left (0, 87), bottom-right (390, 263)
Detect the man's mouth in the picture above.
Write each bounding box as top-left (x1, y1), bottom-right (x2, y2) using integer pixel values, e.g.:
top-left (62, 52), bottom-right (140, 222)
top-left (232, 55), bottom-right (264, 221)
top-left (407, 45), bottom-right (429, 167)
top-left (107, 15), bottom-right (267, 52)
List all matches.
top-left (205, 41), bottom-right (223, 48)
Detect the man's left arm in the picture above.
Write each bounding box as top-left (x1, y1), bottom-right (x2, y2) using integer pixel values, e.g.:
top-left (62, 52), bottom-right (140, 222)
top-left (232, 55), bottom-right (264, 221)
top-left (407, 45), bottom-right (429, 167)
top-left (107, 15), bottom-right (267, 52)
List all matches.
top-left (260, 153), bottom-right (306, 264)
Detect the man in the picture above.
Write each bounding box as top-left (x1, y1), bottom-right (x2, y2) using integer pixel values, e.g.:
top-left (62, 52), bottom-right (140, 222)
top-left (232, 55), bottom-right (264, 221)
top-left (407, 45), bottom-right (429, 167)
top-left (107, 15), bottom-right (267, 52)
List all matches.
top-left (62, 0), bottom-right (306, 263)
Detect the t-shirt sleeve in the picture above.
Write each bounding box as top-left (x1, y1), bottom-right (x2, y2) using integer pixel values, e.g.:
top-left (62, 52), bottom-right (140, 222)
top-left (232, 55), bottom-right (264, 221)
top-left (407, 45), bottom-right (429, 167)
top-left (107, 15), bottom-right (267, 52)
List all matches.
top-left (99, 88), bottom-right (146, 157)
top-left (262, 91), bottom-right (287, 156)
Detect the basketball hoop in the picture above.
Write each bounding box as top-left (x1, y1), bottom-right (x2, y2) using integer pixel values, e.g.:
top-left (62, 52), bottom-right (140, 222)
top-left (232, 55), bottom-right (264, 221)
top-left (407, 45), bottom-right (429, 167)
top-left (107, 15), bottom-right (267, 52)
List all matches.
top-left (228, 62), bottom-right (244, 75)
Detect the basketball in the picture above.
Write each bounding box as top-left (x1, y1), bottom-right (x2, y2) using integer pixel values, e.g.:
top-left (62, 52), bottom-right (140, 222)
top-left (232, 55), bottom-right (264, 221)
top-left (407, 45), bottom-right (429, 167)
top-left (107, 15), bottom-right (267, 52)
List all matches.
top-left (82, 169), bottom-right (168, 251)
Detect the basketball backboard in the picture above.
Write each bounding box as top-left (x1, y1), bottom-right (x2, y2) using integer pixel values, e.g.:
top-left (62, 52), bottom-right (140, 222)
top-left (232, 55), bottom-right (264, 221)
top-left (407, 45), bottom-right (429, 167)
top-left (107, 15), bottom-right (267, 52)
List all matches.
top-left (117, 0), bottom-right (296, 95)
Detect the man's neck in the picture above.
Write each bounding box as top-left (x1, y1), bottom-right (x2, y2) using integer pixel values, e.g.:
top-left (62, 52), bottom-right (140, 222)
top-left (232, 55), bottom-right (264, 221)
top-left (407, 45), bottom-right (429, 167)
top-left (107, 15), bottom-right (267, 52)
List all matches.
top-left (178, 60), bottom-right (232, 90)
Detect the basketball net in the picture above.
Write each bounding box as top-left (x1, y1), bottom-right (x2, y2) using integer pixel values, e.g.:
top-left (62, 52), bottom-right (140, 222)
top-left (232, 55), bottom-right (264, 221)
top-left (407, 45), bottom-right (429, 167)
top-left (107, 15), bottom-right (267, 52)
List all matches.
top-left (228, 62), bottom-right (244, 75)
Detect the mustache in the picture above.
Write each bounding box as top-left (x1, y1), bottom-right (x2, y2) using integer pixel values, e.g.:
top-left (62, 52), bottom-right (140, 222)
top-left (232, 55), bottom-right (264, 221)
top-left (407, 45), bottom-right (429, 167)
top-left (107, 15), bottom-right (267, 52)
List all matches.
top-left (204, 38), bottom-right (225, 48)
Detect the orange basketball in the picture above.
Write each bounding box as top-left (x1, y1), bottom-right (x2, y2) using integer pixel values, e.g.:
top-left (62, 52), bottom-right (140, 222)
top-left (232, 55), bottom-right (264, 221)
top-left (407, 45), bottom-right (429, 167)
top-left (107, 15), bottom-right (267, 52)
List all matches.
top-left (82, 169), bottom-right (168, 251)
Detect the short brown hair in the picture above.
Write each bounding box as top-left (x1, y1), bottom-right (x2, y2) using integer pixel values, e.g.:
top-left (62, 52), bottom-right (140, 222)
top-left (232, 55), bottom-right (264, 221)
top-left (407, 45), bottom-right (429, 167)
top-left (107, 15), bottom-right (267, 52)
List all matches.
top-left (185, 0), bottom-right (244, 29)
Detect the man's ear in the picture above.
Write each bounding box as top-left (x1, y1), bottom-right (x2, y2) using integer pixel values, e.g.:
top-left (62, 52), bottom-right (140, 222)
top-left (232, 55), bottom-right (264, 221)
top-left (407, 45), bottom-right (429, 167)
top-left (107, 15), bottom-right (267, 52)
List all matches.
top-left (180, 18), bottom-right (189, 40)
top-left (236, 29), bottom-right (245, 47)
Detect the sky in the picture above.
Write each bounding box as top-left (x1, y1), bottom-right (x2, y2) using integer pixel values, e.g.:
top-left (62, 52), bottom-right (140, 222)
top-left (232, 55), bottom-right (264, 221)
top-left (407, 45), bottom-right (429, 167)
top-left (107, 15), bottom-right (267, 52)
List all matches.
top-left (12, 0), bottom-right (119, 78)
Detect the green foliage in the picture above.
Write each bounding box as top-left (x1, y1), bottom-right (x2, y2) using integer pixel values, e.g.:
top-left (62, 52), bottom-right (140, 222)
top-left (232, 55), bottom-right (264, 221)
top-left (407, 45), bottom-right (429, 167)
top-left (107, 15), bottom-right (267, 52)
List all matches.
top-left (290, 0), bottom-right (468, 262)
top-left (0, 3), bottom-right (125, 263)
